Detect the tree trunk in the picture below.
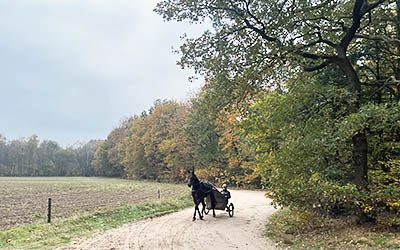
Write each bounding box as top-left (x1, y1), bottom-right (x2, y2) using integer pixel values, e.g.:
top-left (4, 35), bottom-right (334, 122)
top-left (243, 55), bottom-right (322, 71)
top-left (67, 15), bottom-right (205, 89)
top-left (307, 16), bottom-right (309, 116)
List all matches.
top-left (352, 132), bottom-right (369, 188)
top-left (396, 0), bottom-right (400, 98)
top-left (336, 55), bottom-right (369, 189)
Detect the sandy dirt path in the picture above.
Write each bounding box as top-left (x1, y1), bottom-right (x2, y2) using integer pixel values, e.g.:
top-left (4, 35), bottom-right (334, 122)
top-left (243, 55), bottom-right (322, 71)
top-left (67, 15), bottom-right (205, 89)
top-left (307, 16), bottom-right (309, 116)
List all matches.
top-left (58, 190), bottom-right (277, 250)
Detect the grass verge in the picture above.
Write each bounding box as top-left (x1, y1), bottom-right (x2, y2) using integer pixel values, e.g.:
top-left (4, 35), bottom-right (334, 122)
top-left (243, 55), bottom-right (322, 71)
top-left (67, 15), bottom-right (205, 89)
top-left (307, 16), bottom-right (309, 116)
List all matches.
top-left (265, 208), bottom-right (400, 249)
top-left (0, 196), bottom-right (192, 250)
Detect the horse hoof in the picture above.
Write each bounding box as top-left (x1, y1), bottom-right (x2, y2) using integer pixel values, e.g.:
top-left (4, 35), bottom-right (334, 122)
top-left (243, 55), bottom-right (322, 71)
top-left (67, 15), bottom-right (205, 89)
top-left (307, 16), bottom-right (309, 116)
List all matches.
top-left (200, 216), bottom-right (203, 220)
top-left (192, 217), bottom-right (196, 221)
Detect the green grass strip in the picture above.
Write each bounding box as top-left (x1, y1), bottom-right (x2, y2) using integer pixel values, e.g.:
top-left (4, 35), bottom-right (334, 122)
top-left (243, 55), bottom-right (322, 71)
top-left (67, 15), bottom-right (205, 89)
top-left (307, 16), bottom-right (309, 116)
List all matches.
top-left (0, 196), bottom-right (192, 250)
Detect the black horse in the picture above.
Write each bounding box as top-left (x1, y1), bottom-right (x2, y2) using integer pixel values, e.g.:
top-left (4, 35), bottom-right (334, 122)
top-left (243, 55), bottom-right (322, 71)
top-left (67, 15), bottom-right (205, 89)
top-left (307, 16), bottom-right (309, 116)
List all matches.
top-left (187, 170), bottom-right (216, 221)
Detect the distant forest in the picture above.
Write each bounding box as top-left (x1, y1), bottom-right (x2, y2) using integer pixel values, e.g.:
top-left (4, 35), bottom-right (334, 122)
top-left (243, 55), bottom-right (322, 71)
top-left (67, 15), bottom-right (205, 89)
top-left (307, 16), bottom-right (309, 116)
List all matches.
top-left (0, 135), bottom-right (99, 177)
top-left (0, 96), bottom-right (261, 188)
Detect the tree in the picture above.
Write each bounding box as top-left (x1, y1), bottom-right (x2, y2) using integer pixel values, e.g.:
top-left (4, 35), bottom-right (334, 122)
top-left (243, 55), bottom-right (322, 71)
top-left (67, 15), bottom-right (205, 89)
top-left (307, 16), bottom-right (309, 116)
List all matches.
top-left (0, 134), bottom-right (8, 176)
top-left (244, 77), bottom-right (400, 223)
top-left (156, 0), bottom-right (400, 221)
top-left (184, 85), bottom-right (258, 186)
top-left (91, 140), bottom-right (123, 177)
top-left (123, 116), bottom-right (150, 179)
top-left (26, 135), bottom-right (39, 176)
top-left (37, 140), bottom-right (60, 176)
top-left (75, 140), bottom-right (99, 176)
top-left (215, 109), bottom-right (259, 187)
top-left (155, 0), bottom-right (398, 189)
top-left (158, 102), bottom-right (195, 182)
top-left (185, 90), bottom-right (226, 173)
top-left (124, 100), bottom-right (190, 181)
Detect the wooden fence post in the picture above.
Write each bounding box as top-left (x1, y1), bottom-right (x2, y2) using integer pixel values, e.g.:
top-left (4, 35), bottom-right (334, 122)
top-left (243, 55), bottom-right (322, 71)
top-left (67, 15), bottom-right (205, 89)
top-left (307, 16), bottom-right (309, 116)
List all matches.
top-left (47, 198), bottom-right (52, 223)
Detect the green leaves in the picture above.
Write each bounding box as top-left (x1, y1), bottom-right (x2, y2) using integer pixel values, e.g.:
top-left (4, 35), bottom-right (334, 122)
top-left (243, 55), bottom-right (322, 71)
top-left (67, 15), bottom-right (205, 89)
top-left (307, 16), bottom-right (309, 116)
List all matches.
top-left (337, 103), bottom-right (400, 140)
top-left (242, 76), bottom-right (400, 224)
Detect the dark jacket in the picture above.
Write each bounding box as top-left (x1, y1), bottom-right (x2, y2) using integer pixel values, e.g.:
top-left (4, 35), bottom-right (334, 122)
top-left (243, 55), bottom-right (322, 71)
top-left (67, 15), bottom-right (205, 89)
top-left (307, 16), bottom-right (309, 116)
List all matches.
top-left (221, 189), bottom-right (231, 200)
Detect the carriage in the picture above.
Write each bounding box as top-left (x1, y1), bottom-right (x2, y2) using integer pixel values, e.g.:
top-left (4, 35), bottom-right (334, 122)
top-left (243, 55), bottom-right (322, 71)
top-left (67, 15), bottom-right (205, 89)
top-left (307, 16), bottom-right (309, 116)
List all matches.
top-left (204, 188), bottom-right (235, 217)
top-left (187, 170), bottom-right (235, 220)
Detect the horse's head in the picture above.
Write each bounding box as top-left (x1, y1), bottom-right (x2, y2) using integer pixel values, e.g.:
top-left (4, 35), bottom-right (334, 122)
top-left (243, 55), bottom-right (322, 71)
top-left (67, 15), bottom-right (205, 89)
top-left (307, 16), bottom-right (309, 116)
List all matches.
top-left (187, 170), bottom-right (200, 189)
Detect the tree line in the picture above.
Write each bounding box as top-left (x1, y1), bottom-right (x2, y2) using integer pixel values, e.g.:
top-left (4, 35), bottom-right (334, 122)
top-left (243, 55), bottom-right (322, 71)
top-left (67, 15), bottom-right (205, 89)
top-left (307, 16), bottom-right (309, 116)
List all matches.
top-left (91, 97), bottom-right (259, 187)
top-left (0, 135), bottom-right (99, 177)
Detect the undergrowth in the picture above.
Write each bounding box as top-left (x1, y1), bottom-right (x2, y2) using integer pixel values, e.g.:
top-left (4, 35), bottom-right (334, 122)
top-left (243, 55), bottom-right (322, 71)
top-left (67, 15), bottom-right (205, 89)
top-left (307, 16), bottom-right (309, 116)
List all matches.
top-left (266, 208), bottom-right (400, 249)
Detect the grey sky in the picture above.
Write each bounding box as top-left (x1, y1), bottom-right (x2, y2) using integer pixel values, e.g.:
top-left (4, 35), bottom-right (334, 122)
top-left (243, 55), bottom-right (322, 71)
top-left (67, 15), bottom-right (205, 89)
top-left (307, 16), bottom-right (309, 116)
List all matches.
top-left (0, 0), bottom-right (205, 146)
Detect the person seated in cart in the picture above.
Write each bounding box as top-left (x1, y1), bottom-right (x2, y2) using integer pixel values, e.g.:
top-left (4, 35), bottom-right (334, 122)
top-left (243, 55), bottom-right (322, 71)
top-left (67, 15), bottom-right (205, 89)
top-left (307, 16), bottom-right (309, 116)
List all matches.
top-left (220, 183), bottom-right (231, 205)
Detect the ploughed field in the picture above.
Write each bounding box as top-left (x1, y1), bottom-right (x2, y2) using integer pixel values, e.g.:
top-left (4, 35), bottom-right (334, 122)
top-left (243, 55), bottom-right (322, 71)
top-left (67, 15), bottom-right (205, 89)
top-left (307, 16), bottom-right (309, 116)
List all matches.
top-left (0, 177), bottom-right (187, 230)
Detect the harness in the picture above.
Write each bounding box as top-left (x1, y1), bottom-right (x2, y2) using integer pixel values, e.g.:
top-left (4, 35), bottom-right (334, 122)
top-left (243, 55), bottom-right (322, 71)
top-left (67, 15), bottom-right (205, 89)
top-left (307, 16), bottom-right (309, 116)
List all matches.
top-left (188, 174), bottom-right (217, 209)
top-left (191, 180), bottom-right (215, 194)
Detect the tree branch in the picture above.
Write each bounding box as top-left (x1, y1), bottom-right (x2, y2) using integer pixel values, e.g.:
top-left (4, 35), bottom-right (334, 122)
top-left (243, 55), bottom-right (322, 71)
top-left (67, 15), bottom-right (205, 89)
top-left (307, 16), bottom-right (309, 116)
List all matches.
top-left (340, 0), bottom-right (386, 50)
top-left (355, 33), bottom-right (400, 45)
top-left (243, 18), bottom-right (277, 42)
top-left (339, 0), bottom-right (364, 50)
top-left (361, 0), bottom-right (386, 15)
top-left (295, 50), bottom-right (336, 61)
top-left (304, 61), bottom-right (331, 72)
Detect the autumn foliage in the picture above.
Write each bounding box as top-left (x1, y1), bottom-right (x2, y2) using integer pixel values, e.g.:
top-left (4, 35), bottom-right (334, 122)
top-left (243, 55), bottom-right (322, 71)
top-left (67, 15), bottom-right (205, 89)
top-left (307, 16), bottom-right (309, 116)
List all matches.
top-left (92, 98), bottom-right (260, 187)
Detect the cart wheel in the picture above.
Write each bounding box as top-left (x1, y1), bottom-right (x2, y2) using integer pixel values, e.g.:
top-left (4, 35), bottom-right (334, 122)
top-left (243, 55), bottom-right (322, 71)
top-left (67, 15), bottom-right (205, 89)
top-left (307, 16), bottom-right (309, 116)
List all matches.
top-left (228, 203), bottom-right (234, 217)
top-left (204, 208), bottom-right (210, 215)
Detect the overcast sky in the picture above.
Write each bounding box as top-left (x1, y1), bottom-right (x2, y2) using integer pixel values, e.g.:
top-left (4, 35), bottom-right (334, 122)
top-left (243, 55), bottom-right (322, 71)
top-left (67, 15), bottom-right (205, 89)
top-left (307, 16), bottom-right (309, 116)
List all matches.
top-left (0, 0), bottom-right (205, 146)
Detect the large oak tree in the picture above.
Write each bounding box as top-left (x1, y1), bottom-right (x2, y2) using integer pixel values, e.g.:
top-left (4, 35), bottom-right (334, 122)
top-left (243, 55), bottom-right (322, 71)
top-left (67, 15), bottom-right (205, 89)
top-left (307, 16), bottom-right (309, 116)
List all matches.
top-left (155, 0), bottom-right (399, 190)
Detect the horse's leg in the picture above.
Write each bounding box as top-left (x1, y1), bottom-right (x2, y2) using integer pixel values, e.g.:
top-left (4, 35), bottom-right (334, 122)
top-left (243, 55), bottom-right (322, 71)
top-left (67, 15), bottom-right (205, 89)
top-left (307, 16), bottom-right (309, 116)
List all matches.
top-left (199, 196), bottom-right (204, 216)
top-left (210, 192), bottom-right (216, 217)
top-left (200, 198), bottom-right (206, 217)
top-left (193, 197), bottom-right (203, 221)
top-left (193, 205), bottom-right (197, 221)
top-left (196, 200), bottom-right (203, 220)
top-left (192, 193), bottom-right (197, 221)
